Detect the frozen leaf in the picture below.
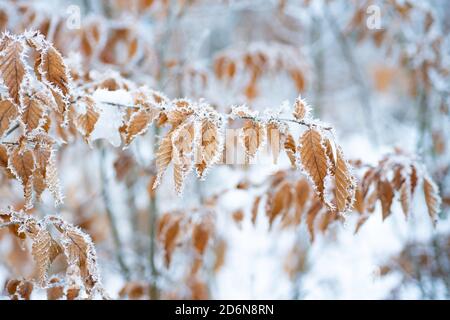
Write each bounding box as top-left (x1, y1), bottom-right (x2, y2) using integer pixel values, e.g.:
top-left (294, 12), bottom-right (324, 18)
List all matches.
top-left (0, 36), bottom-right (25, 104)
top-left (38, 46), bottom-right (70, 97)
top-left (334, 146), bottom-right (355, 213)
top-left (21, 92), bottom-right (50, 133)
top-left (293, 96), bottom-right (310, 120)
top-left (8, 147), bottom-right (35, 208)
top-left (284, 132), bottom-right (296, 167)
top-left (153, 130), bottom-right (174, 189)
top-left (195, 119), bottom-right (221, 179)
top-left (0, 99), bottom-right (18, 137)
top-left (76, 96), bottom-right (99, 141)
top-left (124, 106), bottom-right (159, 146)
top-left (299, 128), bottom-right (329, 206)
top-left (423, 175), bottom-right (440, 226)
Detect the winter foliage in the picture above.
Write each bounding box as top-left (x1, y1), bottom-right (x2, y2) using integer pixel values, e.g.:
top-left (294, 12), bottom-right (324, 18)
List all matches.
top-left (0, 0), bottom-right (449, 300)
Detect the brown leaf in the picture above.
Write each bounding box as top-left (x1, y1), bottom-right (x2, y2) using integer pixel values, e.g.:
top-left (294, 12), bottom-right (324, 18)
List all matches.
top-left (51, 89), bottom-right (68, 118)
top-left (31, 228), bottom-right (53, 286)
top-left (6, 279), bottom-right (33, 300)
top-left (354, 215), bottom-right (370, 234)
top-left (167, 100), bottom-right (193, 126)
top-left (284, 132), bottom-right (296, 167)
top-left (172, 122), bottom-right (194, 194)
top-left (21, 92), bottom-right (48, 133)
top-left (0, 99), bottom-right (18, 137)
top-left (162, 215), bottom-right (181, 267)
top-left (319, 211), bottom-right (338, 234)
top-left (423, 176), bottom-right (440, 226)
top-left (324, 138), bottom-right (337, 175)
top-left (267, 181), bottom-right (292, 226)
top-left (290, 69), bottom-right (306, 92)
top-left (56, 222), bottom-right (99, 294)
top-left (353, 187), bottom-right (365, 214)
top-left (294, 179), bottom-right (310, 224)
top-left (400, 180), bottom-right (410, 218)
top-left (213, 239), bottom-right (226, 273)
top-left (39, 46), bottom-right (70, 97)
top-left (195, 120), bottom-right (220, 179)
top-left (76, 96), bottom-right (99, 140)
top-left (47, 277), bottom-right (64, 300)
top-left (299, 128), bottom-right (329, 205)
top-left (9, 147), bottom-right (35, 207)
top-left (66, 287), bottom-right (80, 300)
top-left (306, 199), bottom-right (323, 242)
top-left (124, 105), bottom-right (159, 146)
top-left (293, 96), bottom-right (309, 120)
top-left (0, 144), bottom-right (8, 168)
top-left (266, 122), bottom-right (282, 164)
top-left (410, 164), bottom-right (418, 195)
top-left (242, 120), bottom-right (265, 162)
top-left (251, 195), bottom-right (261, 225)
top-left (334, 146), bottom-right (355, 212)
top-left (378, 179), bottom-right (394, 220)
top-left (153, 130), bottom-right (173, 189)
top-left (0, 37), bottom-right (25, 104)
top-left (232, 209), bottom-right (244, 227)
top-left (192, 223), bottom-right (210, 256)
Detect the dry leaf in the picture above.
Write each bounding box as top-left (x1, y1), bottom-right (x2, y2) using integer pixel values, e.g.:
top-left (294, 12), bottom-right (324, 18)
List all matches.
top-left (153, 130), bottom-right (173, 189)
top-left (378, 179), bottom-right (394, 220)
top-left (334, 146), bottom-right (355, 212)
top-left (39, 46), bottom-right (70, 97)
top-left (284, 132), bottom-right (296, 167)
top-left (0, 99), bottom-right (18, 137)
top-left (76, 96), bottom-right (99, 140)
top-left (21, 92), bottom-right (49, 133)
top-left (423, 176), bottom-right (440, 226)
top-left (195, 119), bottom-right (220, 179)
top-left (124, 105), bottom-right (159, 146)
top-left (31, 228), bottom-right (53, 286)
top-left (293, 96), bottom-right (309, 120)
top-left (242, 120), bottom-right (265, 162)
top-left (266, 122), bottom-right (282, 164)
top-left (0, 37), bottom-right (25, 104)
top-left (9, 147), bottom-right (35, 208)
top-left (299, 128), bottom-right (329, 205)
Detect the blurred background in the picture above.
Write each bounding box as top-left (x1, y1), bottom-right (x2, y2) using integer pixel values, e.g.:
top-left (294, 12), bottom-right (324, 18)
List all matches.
top-left (0, 0), bottom-right (449, 299)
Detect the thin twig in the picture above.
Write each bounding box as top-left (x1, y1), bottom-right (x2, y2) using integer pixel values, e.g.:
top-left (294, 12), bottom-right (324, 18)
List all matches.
top-left (4, 124), bottom-right (20, 137)
top-left (239, 116), bottom-right (333, 131)
top-left (93, 98), bottom-right (333, 131)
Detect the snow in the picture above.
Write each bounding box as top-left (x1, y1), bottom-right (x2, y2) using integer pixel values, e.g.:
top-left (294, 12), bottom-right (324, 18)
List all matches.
top-left (91, 89), bottom-right (130, 147)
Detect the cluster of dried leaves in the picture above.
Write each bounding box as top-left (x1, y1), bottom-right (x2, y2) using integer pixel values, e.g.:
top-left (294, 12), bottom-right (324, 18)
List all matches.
top-left (156, 209), bottom-right (219, 299)
top-left (0, 209), bottom-right (104, 300)
top-left (0, 31), bottom-right (68, 208)
top-left (223, 150), bottom-right (441, 242)
top-left (0, 30), bottom-right (357, 300)
top-left (346, 0), bottom-right (448, 99)
top-left (0, 0), bottom-right (445, 299)
top-left (250, 171), bottom-right (345, 242)
top-left (353, 150), bottom-right (441, 233)
top-left (214, 43), bottom-right (307, 100)
top-left (379, 233), bottom-right (450, 299)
